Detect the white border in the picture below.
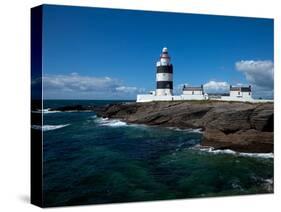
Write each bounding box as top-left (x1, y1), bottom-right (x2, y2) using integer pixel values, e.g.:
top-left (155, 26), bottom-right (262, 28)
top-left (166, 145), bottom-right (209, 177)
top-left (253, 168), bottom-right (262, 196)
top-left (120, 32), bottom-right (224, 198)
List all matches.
top-left (0, 0), bottom-right (280, 211)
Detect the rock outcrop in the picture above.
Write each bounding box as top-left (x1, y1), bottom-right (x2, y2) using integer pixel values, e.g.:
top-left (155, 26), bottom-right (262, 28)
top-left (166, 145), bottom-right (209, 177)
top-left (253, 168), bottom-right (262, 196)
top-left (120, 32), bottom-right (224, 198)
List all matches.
top-left (95, 101), bottom-right (273, 153)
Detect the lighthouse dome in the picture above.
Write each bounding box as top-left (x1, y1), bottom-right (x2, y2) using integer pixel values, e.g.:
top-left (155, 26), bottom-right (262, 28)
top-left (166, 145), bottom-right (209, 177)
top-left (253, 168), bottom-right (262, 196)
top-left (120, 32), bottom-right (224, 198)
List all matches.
top-left (162, 47), bottom-right (168, 53)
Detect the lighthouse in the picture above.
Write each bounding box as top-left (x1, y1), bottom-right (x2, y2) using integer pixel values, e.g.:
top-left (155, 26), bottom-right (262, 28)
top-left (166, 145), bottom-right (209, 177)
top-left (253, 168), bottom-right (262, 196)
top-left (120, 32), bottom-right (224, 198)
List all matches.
top-left (156, 47), bottom-right (173, 96)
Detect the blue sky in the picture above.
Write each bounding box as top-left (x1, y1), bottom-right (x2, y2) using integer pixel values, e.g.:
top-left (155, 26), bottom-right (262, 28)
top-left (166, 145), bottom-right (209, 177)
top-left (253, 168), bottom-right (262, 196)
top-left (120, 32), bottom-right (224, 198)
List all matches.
top-left (42, 4), bottom-right (274, 99)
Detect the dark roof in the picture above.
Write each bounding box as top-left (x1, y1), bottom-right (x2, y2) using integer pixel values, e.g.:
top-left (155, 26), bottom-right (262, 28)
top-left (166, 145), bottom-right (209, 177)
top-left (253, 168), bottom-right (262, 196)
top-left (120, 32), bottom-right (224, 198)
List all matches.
top-left (208, 93), bottom-right (230, 96)
top-left (183, 86), bottom-right (203, 91)
top-left (230, 86), bottom-right (251, 92)
top-left (241, 87), bottom-right (251, 92)
top-left (230, 87), bottom-right (240, 91)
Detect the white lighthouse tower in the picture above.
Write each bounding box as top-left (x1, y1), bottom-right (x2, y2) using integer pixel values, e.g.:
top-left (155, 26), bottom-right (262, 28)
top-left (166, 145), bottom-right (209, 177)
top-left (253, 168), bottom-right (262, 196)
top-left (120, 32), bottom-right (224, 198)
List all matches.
top-left (156, 47), bottom-right (173, 96)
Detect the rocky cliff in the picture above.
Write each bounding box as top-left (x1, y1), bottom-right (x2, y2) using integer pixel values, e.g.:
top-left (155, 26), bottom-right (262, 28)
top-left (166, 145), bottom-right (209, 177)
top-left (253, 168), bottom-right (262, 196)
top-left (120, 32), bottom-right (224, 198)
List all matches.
top-left (95, 101), bottom-right (273, 153)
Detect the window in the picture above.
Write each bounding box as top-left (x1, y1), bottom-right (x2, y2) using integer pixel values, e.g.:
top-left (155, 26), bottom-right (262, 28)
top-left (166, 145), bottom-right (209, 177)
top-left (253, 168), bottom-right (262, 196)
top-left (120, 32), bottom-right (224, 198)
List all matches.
top-left (192, 91), bottom-right (194, 95)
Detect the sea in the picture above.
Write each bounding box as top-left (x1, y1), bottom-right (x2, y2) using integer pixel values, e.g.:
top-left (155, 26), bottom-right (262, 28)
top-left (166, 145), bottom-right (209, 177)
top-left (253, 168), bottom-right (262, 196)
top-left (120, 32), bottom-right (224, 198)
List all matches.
top-left (37, 100), bottom-right (273, 207)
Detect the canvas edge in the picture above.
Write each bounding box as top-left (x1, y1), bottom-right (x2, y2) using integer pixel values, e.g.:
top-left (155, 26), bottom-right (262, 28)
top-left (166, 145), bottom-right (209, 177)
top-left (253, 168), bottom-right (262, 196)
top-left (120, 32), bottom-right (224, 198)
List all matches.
top-left (31, 5), bottom-right (44, 208)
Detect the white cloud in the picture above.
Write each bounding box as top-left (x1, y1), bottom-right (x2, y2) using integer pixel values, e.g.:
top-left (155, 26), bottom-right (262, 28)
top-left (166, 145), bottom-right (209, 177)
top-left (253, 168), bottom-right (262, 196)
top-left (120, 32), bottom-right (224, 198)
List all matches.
top-left (43, 74), bottom-right (119, 92)
top-left (203, 81), bottom-right (229, 93)
top-left (235, 60), bottom-right (274, 99)
top-left (42, 73), bottom-right (143, 99)
top-left (235, 60), bottom-right (274, 89)
top-left (116, 86), bottom-right (138, 93)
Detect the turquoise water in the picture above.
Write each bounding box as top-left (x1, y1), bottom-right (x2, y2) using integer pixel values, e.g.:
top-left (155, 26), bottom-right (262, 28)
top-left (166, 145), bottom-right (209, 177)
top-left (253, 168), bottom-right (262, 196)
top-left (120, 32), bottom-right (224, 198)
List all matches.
top-left (42, 100), bottom-right (273, 207)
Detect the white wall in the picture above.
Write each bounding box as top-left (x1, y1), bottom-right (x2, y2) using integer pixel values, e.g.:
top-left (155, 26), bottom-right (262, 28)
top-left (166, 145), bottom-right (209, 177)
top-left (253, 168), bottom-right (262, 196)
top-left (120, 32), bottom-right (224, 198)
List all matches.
top-left (183, 90), bottom-right (203, 95)
top-left (230, 90), bottom-right (242, 97)
top-left (181, 94), bottom-right (205, 100)
top-left (138, 93), bottom-right (271, 103)
top-left (137, 94), bottom-right (206, 102)
top-left (221, 96), bottom-right (252, 101)
top-left (242, 91), bottom-right (252, 98)
top-left (156, 88), bottom-right (173, 96)
top-left (137, 94), bottom-right (180, 102)
top-left (230, 91), bottom-right (252, 99)
top-left (219, 96), bottom-right (272, 103)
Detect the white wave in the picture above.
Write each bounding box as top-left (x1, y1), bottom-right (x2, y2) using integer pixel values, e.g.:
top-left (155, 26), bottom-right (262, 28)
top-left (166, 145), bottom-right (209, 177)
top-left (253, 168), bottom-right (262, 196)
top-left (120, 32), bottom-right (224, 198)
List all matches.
top-left (190, 128), bottom-right (203, 133)
top-left (93, 116), bottom-right (202, 131)
top-left (167, 127), bottom-right (203, 133)
top-left (94, 118), bottom-right (150, 129)
top-left (42, 108), bottom-right (92, 113)
top-left (94, 117), bottom-right (128, 127)
top-left (239, 152), bottom-right (274, 159)
top-left (31, 108), bottom-right (59, 114)
top-left (191, 145), bottom-right (273, 159)
top-left (43, 108), bottom-right (61, 114)
top-left (105, 120), bottom-right (127, 127)
top-left (31, 124), bottom-right (70, 131)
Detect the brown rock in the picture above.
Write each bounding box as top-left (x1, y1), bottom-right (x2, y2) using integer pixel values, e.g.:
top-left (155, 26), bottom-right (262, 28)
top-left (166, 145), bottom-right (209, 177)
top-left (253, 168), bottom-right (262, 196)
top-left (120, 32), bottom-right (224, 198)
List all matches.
top-left (96, 101), bottom-right (274, 153)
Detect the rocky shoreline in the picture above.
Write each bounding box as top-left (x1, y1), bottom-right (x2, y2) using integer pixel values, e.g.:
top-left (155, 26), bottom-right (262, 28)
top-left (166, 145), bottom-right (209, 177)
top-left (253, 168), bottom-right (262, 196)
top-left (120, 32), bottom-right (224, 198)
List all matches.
top-left (51, 101), bottom-right (274, 153)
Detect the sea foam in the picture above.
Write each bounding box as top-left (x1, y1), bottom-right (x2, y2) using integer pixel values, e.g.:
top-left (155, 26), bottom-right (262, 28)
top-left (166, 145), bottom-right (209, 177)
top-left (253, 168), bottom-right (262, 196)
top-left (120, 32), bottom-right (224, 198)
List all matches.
top-left (191, 145), bottom-right (274, 159)
top-left (32, 124), bottom-right (70, 131)
top-left (167, 127), bottom-right (203, 133)
top-left (94, 117), bottom-right (128, 127)
top-left (43, 108), bottom-right (61, 114)
top-left (93, 117), bottom-right (203, 131)
top-left (31, 108), bottom-right (61, 114)
top-left (34, 108), bottom-right (88, 114)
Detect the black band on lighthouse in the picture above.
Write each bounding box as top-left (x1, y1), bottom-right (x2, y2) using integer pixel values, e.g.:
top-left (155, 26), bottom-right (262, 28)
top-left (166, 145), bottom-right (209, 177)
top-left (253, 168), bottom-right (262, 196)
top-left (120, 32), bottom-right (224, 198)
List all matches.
top-left (157, 65), bottom-right (173, 73)
top-left (157, 81), bottom-right (173, 89)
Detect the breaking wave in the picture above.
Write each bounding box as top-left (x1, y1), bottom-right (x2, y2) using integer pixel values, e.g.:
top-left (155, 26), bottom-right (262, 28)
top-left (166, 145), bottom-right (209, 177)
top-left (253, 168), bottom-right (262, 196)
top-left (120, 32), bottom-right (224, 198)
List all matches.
top-left (32, 108), bottom-right (93, 114)
top-left (94, 117), bottom-right (128, 127)
top-left (43, 108), bottom-right (61, 114)
top-left (32, 124), bottom-right (70, 131)
top-left (93, 117), bottom-right (203, 132)
top-left (92, 117), bottom-right (149, 129)
top-left (167, 127), bottom-right (203, 133)
top-left (191, 145), bottom-right (273, 159)
top-left (31, 108), bottom-right (60, 114)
